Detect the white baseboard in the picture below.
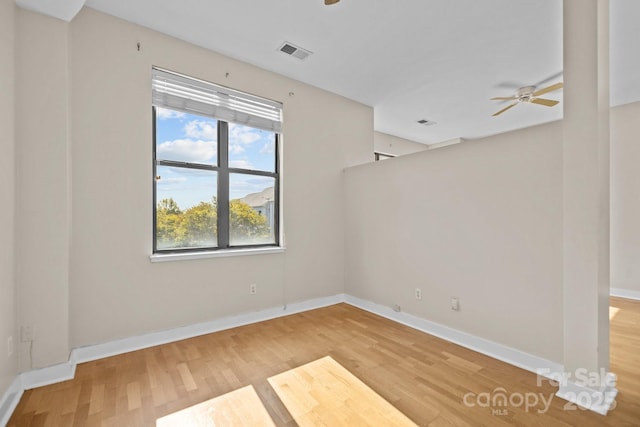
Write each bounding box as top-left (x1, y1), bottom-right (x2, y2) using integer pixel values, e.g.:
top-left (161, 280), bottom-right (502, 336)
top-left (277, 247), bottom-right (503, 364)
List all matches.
top-left (0, 294), bottom-right (344, 424)
top-left (0, 361), bottom-right (77, 425)
top-left (610, 287), bottom-right (640, 301)
top-left (2, 292), bottom-right (571, 422)
top-left (71, 294), bottom-right (345, 365)
top-left (343, 295), bottom-right (563, 379)
top-left (557, 380), bottom-right (618, 416)
top-left (0, 376), bottom-right (23, 427)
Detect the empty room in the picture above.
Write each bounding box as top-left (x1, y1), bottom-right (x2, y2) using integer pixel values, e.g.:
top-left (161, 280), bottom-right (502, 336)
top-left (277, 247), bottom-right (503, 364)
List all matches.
top-left (1, 0), bottom-right (640, 426)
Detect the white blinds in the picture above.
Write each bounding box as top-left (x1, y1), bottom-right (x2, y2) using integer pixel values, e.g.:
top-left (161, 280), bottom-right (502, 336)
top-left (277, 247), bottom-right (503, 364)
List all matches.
top-left (152, 68), bottom-right (283, 133)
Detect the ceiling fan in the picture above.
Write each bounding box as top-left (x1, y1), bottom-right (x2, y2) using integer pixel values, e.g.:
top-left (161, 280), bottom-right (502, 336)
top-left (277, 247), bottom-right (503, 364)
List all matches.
top-left (490, 82), bottom-right (564, 117)
top-left (325, 0), bottom-right (340, 4)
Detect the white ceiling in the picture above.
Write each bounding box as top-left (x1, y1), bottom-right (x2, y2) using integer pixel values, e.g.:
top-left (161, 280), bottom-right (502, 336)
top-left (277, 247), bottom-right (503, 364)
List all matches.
top-left (20, 0), bottom-right (640, 145)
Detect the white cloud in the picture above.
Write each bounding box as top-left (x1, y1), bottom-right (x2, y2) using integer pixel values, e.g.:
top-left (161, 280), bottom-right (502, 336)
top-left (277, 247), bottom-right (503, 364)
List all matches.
top-left (156, 176), bottom-right (187, 186)
top-left (156, 108), bottom-right (186, 120)
top-left (229, 123), bottom-right (262, 145)
top-left (229, 144), bottom-right (245, 155)
top-left (185, 120), bottom-right (218, 140)
top-left (157, 139), bottom-right (217, 164)
top-left (260, 141), bottom-right (275, 155)
top-left (229, 159), bottom-right (254, 169)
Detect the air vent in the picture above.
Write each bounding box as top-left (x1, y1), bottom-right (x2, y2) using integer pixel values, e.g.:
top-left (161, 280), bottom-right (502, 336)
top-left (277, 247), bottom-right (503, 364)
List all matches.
top-left (279, 42), bottom-right (313, 61)
top-left (417, 119), bottom-right (437, 126)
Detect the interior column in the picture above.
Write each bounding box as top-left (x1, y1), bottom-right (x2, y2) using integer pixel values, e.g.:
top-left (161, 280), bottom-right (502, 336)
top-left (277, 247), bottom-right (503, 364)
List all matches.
top-left (558, 0), bottom-right (616, 415)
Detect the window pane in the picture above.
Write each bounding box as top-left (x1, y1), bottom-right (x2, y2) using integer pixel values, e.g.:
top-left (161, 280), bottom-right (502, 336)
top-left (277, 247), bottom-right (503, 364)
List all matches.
top-left (229, 174), bottom-right (276, 246)
top-left (155, 165), bottom-right (217, 250)
top-left (228, 123), bottom-right (276, 172)
top-left (156, 108), bottom-right (218, 166)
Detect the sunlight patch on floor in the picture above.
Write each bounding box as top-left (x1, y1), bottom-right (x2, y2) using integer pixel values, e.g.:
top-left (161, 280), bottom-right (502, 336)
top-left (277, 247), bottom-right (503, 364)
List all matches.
top-left (268, 356), bottom-right (418, 427)
top-left (610, 306), bottom-right (621, 321)
top-left (156, 385), bottom-right (275, 427)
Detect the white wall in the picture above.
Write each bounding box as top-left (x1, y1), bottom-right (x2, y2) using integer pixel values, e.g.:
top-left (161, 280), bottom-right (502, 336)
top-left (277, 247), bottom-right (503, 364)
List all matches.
top-left (15, 9), bottom-right (71, 370)
top-left (0, 0), bottom-right (17, 398)
top-left (7, 3), bottom-right (638, 381)
top-left (66, 9), bottom-right (372, 350)
top-left (374, 131), bottom-right (427, 157)
top-left (611, 101), bottom-right (640, 293)
top-left (8, 6), bottom-right (372, 369)
top-left (345, 122), bottom-right (564, 363)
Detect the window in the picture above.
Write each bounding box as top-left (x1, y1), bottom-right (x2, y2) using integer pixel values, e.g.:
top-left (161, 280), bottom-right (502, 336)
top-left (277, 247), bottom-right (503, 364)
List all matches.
top-left (152, 68), bottom-right (281, 253)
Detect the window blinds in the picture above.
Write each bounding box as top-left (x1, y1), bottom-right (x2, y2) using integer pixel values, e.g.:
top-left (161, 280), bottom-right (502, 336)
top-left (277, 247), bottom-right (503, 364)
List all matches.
top-left (152, 68), bottom-right (283, 133)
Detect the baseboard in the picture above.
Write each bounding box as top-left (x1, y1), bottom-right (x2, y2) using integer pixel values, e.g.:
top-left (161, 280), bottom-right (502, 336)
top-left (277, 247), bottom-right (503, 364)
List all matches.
top-left (557, 380), bottom-right (618, 416)
top-left (71, 293), bottom-right (345, 364)
top-left (343, 295), bottom-right (563, 379)
top-left (20, 361), bottom-right (76, 391)
top-left (1, 292), bottom-right (568, 423)
top-left (0, 376), bottom-right (23, 427)
top-left (0, 361), bottom-right (77, 424)
top-left (610, 287), bottom-right (640, 301)
top-left (0, 294), bottom-right (344, 425)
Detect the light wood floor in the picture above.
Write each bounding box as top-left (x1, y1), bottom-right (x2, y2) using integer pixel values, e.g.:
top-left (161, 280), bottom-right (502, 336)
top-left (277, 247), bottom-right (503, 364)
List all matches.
top-left (268, 356), bottom-right (418, 426)
top-left (8, 297), bottom-right (640, 426)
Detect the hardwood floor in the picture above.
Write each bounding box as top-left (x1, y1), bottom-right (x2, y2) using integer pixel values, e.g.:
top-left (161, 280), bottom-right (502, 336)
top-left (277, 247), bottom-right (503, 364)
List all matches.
top-left (156, 385), bottom-right (275, 427)
top-left (8, 298), bottom-right (640, 426)
top-left (268, 356), bottom-right (418, 426)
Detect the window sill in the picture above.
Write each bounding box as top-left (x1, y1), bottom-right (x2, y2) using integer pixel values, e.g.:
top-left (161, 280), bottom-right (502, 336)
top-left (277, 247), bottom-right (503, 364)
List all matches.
top-left (149, 246), bottom-right (285, 263)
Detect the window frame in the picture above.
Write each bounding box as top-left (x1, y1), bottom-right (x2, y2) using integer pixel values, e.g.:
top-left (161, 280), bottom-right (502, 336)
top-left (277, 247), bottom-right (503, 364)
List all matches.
top-left (152, 108), bottom-right (281, 255)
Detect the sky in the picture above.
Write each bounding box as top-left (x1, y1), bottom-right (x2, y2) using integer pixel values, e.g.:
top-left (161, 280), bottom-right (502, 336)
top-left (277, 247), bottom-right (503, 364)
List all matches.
top-left (155, 107), bottom-right (276, 210)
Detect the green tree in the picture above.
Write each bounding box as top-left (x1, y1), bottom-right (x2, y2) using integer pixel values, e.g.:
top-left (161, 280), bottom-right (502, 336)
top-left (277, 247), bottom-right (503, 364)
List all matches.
top-left (182, 201), bottom-right (217, 247)
top-left (157, 198), bottom-right (182, 215)
top-left (229, 199), bottom-right (269, 244)
top-left (156, 197), bottom-right (269, 248)
top-left (156, 198), bottom-right (185, 248)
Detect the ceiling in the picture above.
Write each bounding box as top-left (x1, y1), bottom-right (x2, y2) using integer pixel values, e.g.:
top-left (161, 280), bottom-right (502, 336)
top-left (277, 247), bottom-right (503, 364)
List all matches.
top-left (18, 0), bottom-right (640, 145)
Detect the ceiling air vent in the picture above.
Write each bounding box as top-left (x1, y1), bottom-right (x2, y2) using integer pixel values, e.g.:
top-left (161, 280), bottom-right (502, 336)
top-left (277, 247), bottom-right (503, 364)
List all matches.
top-left (417, 119), bottom-right (437, 126)
top-left (279, 42), bottom-right (313, 61)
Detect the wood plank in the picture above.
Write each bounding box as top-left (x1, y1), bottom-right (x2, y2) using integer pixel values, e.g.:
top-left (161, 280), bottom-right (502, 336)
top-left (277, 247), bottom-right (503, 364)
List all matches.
top-left (268, 356), bottom-right (418, 426)
top-left (7, 299), bottom-right (640, 426)
top-left (156, 385), bottom-right (275, 427)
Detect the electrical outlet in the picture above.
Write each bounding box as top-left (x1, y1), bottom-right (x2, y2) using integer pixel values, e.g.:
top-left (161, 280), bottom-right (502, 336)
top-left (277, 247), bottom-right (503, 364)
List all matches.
top-left (7, 336), bottom-right (13, 357)
top-left (21, 325), bottom-right (35, 342)
top-left (250, 284), bottom-right (257, 295)
top-left (451, 297), bottom-right (460, 311)
top-left (415, 288), bottom-right (422, 300)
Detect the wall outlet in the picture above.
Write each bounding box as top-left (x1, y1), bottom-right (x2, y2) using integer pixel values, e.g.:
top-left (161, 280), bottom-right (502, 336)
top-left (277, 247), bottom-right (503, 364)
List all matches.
top-left (7, 336), bottom-right (13, 357)
top-left (392, 304), bottom-right (401, 312)
top-left (21, 325), bottom-right (35, 342)
top-left (415, 288), bottom-right (422, 300)
top-left (249, 284), bottom-right (257, 295)
top-left (451, 297), bottom-right (460, 311)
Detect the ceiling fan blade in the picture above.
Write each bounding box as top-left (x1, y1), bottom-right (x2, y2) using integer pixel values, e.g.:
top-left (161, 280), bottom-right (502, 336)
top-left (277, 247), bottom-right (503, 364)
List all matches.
top-left (492, 103), bottom-right (518, 117)
top-left (533, 82), bottom-right (563, 97)
top-left (490, 96), bottom-right (516, 101)
top-left (325, 0), bottom-right (340, 4)
top-left (531, 98), bottom-right (559, 107)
